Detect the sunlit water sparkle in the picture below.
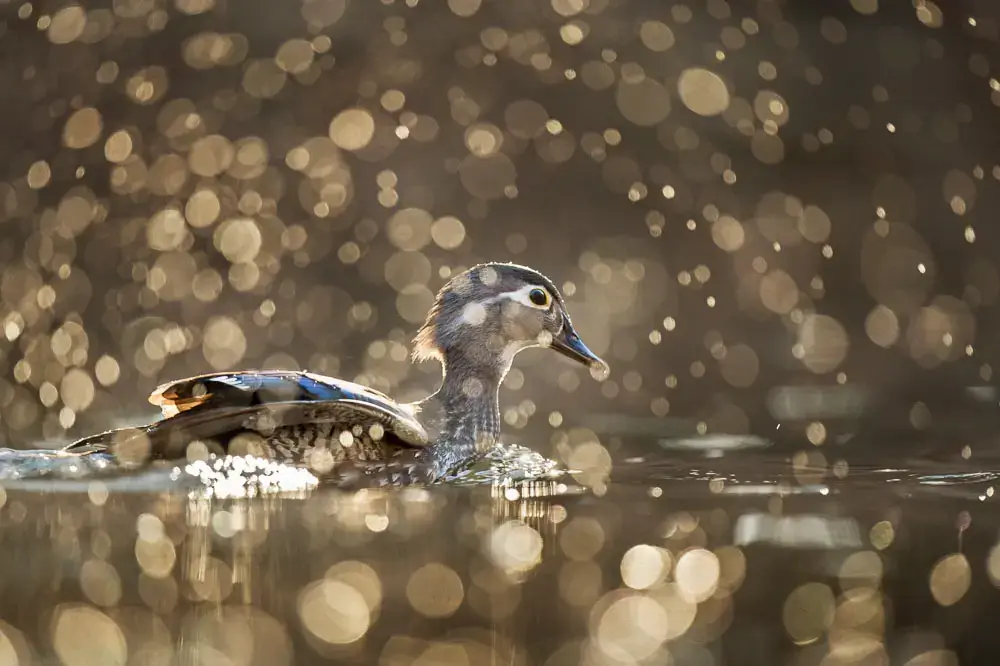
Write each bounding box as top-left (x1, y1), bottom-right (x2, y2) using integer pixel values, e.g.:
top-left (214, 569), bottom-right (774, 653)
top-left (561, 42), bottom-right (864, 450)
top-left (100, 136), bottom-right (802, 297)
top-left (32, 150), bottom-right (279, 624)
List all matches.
top-left (0, 441), bottom-right (568, 497)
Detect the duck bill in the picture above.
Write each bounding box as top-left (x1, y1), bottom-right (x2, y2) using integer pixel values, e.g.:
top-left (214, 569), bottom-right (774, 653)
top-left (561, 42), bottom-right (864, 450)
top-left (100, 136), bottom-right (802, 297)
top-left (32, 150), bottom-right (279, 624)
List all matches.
top-left (551, 327), bottom-right (609, 377)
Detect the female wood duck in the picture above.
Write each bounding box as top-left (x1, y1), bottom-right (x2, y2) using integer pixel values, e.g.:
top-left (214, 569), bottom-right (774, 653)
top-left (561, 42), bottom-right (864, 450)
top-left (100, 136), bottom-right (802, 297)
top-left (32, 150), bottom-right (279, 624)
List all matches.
top-left (64, 263), bottom-right (608, 486)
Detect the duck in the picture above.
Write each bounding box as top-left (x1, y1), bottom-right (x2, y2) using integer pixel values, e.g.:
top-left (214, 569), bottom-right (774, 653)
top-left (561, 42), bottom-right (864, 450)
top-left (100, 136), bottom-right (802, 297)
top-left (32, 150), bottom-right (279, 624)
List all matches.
top-left (63, 263), bottom-right (608, 485)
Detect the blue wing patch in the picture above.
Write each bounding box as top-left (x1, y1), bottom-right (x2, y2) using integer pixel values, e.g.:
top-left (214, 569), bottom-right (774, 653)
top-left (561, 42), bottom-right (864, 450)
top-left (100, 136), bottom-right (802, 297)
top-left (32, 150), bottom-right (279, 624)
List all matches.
top-left (151, 371), bottom-right (360, 411)
top-left (148, 370), bottom-right (428, 447)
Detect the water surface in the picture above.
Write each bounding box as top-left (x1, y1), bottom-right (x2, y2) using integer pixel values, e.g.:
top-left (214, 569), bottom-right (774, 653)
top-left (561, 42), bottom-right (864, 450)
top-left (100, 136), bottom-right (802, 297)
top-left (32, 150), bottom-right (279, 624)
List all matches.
top-left (0, 433), bottom-right (998, 666)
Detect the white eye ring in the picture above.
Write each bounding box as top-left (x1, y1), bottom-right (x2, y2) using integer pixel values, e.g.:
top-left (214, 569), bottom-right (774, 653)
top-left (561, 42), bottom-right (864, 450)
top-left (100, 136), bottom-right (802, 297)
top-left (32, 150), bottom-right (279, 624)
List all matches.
top-left (491, 284), bottom-right (555, 309)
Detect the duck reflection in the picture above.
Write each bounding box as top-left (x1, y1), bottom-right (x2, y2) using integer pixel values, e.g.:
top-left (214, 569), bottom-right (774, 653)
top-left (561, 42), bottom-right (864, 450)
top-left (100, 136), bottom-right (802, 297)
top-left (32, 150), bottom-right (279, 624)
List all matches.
top-left (0, 445), bottom-right (995, 666)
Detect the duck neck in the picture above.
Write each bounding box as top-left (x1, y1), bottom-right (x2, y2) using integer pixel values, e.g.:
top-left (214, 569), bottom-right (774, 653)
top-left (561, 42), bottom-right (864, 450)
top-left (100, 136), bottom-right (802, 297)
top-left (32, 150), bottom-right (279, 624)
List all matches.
top-left (426, 353), bottom-right (507, 470)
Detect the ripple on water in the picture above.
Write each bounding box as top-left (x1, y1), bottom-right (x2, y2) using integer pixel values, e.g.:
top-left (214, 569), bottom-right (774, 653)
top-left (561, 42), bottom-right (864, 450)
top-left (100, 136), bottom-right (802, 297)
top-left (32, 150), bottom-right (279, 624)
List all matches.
top-left (4, 440), bottom-right (999, 504)
top-left (0, 443), bottom-right (567, 498)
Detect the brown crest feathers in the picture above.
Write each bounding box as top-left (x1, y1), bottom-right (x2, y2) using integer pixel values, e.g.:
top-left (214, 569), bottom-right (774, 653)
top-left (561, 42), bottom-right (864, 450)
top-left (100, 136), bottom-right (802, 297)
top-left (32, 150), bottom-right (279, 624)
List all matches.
top-left (411, 285), bottom-right (447, 363)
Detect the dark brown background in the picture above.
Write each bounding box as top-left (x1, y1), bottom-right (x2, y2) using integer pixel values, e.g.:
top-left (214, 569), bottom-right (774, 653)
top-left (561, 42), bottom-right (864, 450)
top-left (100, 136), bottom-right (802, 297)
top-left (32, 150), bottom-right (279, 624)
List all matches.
top-left (1, 0), bottom-right (999, 452)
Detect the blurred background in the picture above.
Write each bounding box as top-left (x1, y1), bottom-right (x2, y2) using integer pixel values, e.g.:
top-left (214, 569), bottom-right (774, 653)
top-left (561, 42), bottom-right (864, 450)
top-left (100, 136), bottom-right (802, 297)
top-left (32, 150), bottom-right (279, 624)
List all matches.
top-left (3, 2), bottom-right (1000, 666)
top-left (2, 0), bottom-right (1000, 455)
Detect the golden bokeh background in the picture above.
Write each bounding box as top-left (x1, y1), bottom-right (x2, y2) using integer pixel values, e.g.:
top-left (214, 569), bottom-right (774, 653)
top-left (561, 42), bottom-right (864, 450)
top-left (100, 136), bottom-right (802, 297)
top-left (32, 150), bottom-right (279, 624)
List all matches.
top-left (1, 0), bottom-right (1000, 664)
top-left (3, 0), bottom-right (999, 449)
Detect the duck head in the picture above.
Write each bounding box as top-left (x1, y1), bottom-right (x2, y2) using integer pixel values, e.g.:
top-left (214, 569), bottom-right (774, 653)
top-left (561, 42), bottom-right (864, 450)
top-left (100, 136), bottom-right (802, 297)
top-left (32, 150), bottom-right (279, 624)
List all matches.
top-left (412, 262), bottom-right (609, 380)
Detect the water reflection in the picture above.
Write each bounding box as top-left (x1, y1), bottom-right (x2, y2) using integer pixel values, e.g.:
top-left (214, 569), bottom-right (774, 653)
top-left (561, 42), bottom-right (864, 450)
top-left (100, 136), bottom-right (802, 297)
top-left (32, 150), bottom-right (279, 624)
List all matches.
top-left (4, 373), bottom-right (1000, 664)
top-left (0, 441), bottom-right (998, 665)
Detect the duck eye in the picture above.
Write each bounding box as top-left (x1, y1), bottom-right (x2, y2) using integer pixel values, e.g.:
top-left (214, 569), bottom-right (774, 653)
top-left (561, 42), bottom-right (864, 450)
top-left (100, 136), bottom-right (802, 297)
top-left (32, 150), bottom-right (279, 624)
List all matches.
top-left (528, 288), bottom-right (550, 307)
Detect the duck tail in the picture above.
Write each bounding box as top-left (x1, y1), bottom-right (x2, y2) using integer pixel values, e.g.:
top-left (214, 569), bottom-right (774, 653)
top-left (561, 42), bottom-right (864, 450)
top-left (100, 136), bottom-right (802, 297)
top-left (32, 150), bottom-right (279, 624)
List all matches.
top-left (60, 428), bottom-right (125, 455)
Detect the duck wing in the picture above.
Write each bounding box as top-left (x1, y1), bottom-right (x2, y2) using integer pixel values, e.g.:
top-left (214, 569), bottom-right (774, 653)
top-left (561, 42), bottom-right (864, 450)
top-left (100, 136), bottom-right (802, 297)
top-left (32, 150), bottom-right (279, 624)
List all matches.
top-left (63, 371), bottom-right (430, 457)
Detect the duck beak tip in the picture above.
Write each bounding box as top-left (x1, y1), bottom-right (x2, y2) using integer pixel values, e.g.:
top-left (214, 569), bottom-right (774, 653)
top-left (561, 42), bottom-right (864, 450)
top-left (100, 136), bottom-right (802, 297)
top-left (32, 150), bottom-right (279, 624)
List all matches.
top-left (550, 328), bottom-right (608, 381)
top-left (589, 358), bottom-right (611, 381)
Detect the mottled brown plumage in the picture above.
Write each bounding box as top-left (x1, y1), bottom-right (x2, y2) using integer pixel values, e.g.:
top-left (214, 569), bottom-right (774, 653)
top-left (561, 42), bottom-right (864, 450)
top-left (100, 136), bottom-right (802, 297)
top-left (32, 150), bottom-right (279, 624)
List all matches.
top-left (65, 263), bottom-right (608, 486)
